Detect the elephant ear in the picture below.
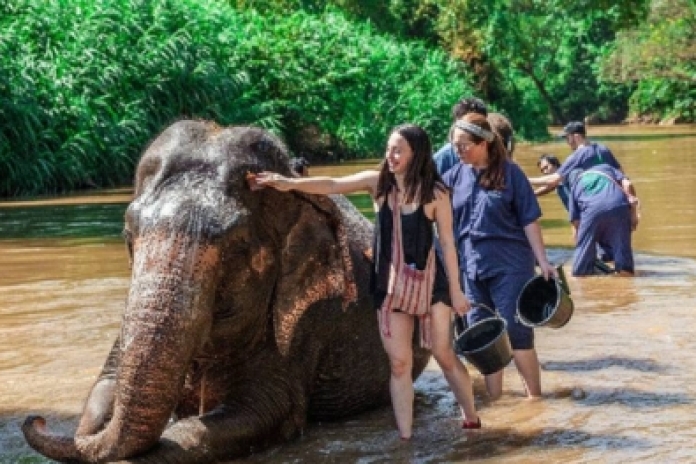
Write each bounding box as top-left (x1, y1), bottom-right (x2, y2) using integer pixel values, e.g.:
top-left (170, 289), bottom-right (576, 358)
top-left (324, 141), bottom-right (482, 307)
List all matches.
top-left (273, 192), bottom-right (358, 356)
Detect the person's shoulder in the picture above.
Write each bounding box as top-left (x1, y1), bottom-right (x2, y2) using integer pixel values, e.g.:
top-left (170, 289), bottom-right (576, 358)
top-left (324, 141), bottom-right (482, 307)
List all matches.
top-left (592, 141), bottom-right (612, 151)
top-left (505, 159), bottom-right (527, 178)
top-left (442, 161), bottom-right (469, 179)
top-left (576, 144), bottom-right (596, 156)
top-left (433, 142), bottom-right (454, 158)
top-left (432, 182), bottom-right (450, 201)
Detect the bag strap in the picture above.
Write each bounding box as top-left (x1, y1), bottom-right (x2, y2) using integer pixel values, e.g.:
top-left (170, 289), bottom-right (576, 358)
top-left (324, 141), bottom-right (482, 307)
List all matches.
top-left (390, 188), bottom-right (404, 268)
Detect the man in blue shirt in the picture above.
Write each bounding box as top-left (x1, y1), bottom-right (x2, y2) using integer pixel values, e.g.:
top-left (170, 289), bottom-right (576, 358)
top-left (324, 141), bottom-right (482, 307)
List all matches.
top-left (529, 121), bottom-right (626, 191)
top-left (432, 97), bottom-right (488, 175)
top-left (530, 121), bottom-right (636, 270)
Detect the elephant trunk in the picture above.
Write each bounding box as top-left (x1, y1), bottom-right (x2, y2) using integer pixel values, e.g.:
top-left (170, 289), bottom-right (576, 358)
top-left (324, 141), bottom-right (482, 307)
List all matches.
top-left (23, 234), bottom-right (218, 463)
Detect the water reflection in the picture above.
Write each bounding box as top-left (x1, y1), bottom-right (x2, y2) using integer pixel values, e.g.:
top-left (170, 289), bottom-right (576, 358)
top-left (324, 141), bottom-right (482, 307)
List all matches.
top-left (2, 125), bottom-right (696, 463)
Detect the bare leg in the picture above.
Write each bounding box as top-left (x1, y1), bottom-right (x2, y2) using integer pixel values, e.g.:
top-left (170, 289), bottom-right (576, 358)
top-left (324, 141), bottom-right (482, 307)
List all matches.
top-left (378, 310), bottom-right (415, 439)
top-left (483, 371), bottom-right (504, 401)
top-left (513, 349), bottom-right (542, 398)
top-left (429, 303), bottom-right (479, 422)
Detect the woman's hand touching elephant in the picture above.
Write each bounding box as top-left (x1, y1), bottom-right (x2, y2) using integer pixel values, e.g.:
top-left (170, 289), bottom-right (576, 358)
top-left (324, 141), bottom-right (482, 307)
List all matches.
top-left (255, 172), bottom-right (293, 191)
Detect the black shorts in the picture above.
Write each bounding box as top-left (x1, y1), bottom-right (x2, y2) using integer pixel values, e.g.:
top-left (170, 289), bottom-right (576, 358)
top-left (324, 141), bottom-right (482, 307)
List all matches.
top-left (373, 255), bottom-right (451, 310)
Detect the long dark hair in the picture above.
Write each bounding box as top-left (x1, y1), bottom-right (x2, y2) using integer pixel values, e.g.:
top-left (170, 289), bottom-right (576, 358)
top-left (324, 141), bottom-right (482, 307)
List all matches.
top-left (457, 114), bottom-right (508, 191)
top-left (375, 123), bottom-right (445, 204)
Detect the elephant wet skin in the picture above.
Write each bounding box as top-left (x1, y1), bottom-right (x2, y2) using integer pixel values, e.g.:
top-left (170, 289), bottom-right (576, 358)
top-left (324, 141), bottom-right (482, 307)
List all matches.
top-left (22, 121), bottom-right (431, 463)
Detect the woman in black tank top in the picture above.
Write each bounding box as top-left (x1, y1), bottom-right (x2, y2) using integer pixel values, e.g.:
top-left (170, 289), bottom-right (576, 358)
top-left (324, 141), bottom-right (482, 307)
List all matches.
top-left (257, 123), bottom-right (481, 438)
top-left (371, 194), bottom-right (451, 311)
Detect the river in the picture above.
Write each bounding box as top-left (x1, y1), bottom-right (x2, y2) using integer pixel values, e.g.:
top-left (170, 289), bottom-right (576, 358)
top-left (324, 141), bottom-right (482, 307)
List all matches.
top-left (1, 124), bottom-right (695, 463)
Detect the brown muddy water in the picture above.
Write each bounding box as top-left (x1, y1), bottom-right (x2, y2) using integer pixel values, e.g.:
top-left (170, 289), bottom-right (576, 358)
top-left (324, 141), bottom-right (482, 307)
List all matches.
top-left (1, 125), bottom-right (695, 463)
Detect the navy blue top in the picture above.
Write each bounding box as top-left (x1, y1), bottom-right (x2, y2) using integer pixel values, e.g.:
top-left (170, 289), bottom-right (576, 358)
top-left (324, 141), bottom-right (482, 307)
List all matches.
top-left (568, 165), bottom-right (629, 222)
top-left (557, 142), bottom-right (622, 180)
top-left (442, 160), bottom-right (541, 279)
top-left (432, 142), bottom-right (459, 176)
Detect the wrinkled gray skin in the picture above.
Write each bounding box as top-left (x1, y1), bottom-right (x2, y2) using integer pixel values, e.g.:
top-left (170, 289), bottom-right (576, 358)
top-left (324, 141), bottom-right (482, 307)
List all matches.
top-left (22, 121), bottom-right (430, 463)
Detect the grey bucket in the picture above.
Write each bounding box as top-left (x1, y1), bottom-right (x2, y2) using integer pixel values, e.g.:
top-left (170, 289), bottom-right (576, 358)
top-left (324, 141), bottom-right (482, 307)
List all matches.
top-left (454, 303), bottom-right (513, 375)
top-left (516, 271), bottom-right (574, 329)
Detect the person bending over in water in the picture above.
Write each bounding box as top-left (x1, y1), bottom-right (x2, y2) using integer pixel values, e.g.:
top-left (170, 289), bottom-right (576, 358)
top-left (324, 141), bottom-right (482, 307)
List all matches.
top-left (256, 123), bottom-right (482, 438)
top-left (566, 167), bottom-right (635, 277)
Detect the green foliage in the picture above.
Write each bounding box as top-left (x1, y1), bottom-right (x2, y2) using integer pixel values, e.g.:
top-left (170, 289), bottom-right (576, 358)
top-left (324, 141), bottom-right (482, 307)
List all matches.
top-left (601, 0), bottom-right (696, 122)
top-left (0, 0), bottom-right (476, 196)
top-left (462, 0), bottom-right (647, 126)
top-left (2, 0), bottom-right (693, 197)
top-left (231, 7), bottom-right (475, 158)
top-left (0, 0), bottom-right (270, 196)
top-left (293, 0), bottom-right (655, 128)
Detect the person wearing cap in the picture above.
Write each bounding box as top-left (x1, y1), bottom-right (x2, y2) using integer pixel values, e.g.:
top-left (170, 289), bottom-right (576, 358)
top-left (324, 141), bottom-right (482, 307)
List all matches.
top-left (536, 154), bottom-right (615, 274)
top-left (529, 121), bottom-right (626, 192)
top-left (442, 113), bottom-right (557, 401)
top-left (432, 97), bottom-right (488, 175)
top-left (566, 166), bottom-right (635, 276)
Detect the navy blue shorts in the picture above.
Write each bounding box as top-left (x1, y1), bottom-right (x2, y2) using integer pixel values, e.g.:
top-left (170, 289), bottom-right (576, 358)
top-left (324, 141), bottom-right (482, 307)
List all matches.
top-left (465, 272), bottom-right (535, 350)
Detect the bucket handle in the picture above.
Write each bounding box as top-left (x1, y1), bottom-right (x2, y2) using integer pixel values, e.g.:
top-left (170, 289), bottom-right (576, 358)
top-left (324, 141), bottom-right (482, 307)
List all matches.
top-left (470, 302), bottom-right (499, 317)
top-left (554, 263), bottom-right (571, 295)
top-left (454, 302), bottom-right (501, 338)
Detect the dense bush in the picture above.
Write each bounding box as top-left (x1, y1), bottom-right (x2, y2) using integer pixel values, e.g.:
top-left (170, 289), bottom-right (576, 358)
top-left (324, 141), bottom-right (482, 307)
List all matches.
top-left (0, 0), bottom-right (476, 196)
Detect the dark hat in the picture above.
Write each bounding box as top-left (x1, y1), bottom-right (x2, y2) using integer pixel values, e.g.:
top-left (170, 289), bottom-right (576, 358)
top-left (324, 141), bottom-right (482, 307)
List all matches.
top-left (558, 121), bottom-right (586, 137)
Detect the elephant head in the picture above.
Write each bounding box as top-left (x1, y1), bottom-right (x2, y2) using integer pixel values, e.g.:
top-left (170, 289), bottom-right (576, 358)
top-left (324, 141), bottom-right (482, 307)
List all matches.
top-left (21, 120), bottom-right (386, 463)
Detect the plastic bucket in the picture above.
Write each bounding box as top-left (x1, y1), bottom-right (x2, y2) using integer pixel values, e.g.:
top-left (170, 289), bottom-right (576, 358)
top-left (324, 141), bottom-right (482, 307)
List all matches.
top-left (516, 274), bottom-right (574, 329)
top-left (454, 304), bottom-right (513, 375)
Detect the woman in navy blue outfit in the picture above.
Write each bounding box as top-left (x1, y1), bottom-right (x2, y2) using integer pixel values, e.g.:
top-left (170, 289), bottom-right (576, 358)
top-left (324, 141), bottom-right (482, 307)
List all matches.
top-left (442, 113), bottom-right (557, 400)
top-left (257, 124), bottom-right (481, 439)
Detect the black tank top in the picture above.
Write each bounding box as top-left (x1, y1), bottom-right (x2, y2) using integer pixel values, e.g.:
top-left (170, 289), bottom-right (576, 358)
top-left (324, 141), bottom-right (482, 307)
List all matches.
top-left (371, 198), bottom-right (434, 295)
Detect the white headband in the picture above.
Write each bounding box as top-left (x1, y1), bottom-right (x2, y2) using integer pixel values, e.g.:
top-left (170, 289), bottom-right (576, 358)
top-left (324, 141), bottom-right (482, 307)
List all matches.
top-left (455, 121), bottom-right (496, 142)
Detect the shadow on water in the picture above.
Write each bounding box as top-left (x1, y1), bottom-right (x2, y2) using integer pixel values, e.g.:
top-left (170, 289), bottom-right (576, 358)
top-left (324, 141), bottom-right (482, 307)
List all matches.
top-left (231, 405), bottom-right (653, 464)
top-left (0, 409), bottom-right (75, 464)
top-left (543, 356), bottom-right (667, 373)
top-left (442, 428), bottom-right (652, 460)
top-left (539, 218), bottom-right (570, 230)
top-left (0, 204), bottom-right (127, 240)
top-left (573, 388), bottom-right (692, 408)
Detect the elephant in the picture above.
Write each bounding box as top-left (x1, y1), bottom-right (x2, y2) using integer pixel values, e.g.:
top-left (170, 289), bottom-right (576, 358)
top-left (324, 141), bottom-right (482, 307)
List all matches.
top-left (22, 120), bottom-right (431, 463)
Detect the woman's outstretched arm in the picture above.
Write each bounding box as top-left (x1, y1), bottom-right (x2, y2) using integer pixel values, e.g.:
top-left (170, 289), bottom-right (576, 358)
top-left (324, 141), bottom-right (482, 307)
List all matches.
top-left (255, 170), bottom-right (379, 196)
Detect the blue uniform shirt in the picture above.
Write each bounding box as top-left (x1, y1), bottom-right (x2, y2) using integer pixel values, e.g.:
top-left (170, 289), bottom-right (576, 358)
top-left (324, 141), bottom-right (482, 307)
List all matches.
top-left (433, 142), bottom-right (459, 176)
top-left (443, 161), bottom-right (541, 280)
top-left (568, 165), bottom-right (629, 223)
top-left (558, 142), bottom-right (621, 180)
